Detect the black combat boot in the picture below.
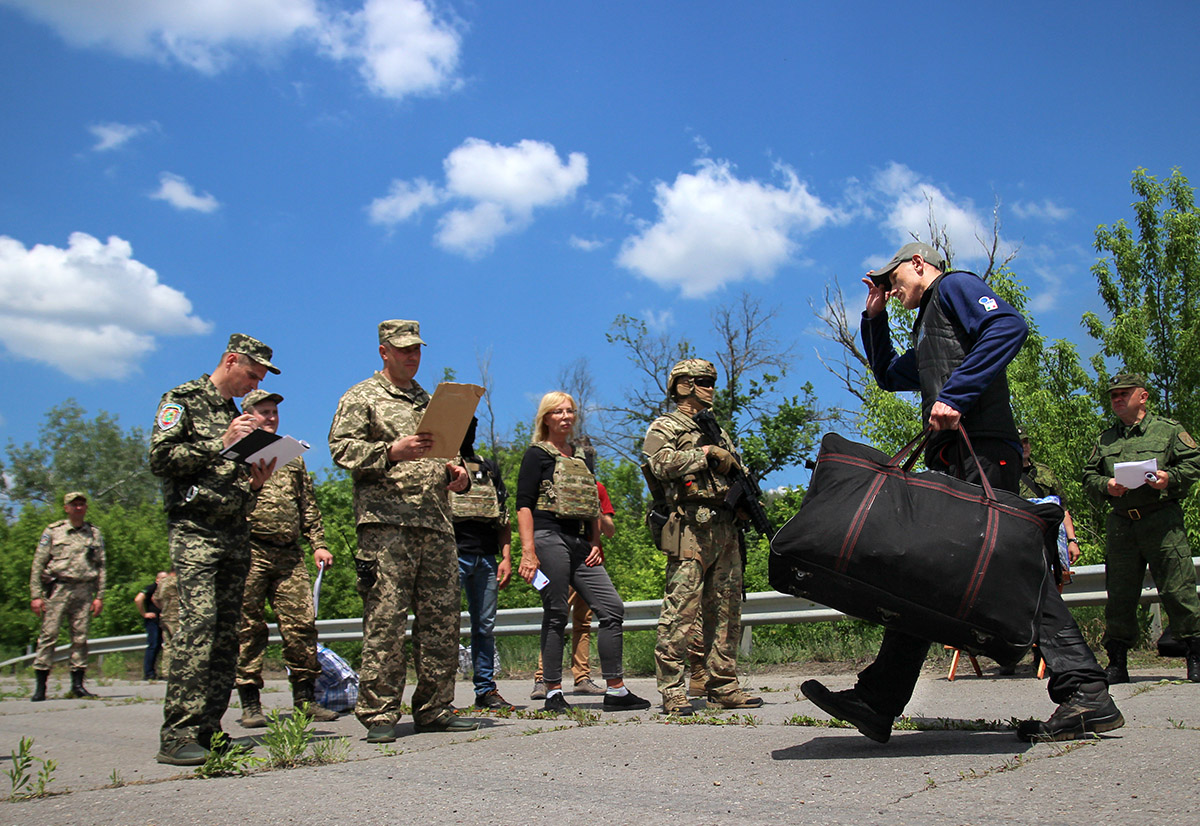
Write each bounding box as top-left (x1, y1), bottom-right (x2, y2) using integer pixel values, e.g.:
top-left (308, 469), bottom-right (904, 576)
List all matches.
top-left (292, 679), bottom-right (339, 722)
top-left (238, 684), bottom-right (267, 728)
top-left (1186, 638), bottom-right (1200, 684)
top-left (30, 669), bottom-right (49, 702)
top-left (1104, 642), bottom-right (1129, 685)
top-left (70, 669), bottom-right (96, 698)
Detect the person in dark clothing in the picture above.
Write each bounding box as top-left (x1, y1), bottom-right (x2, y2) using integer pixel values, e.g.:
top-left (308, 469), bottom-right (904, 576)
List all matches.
top-left (801, 241), bottom-right (1123, 744)
top-left (135, 572), bottom-right (168, 679)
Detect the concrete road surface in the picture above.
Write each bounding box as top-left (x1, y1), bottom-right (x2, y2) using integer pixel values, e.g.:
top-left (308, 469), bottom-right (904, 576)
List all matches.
top-left (1, 661), bottom-right (1197, 825)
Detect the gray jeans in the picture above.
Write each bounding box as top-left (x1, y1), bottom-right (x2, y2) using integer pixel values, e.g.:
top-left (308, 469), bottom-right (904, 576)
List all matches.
top-left (534, 529), bottom-right (625, 682)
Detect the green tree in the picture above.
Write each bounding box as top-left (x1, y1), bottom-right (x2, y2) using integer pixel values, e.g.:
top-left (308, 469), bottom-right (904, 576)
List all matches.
top-left (4, 400), bottom-right (158, 510)
top-left (1084, 167), bottom-right (1200, 429)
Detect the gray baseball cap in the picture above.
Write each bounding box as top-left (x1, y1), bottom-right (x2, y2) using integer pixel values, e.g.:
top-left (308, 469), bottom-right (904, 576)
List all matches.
top-left (869, 242), bottom-right (947, 287)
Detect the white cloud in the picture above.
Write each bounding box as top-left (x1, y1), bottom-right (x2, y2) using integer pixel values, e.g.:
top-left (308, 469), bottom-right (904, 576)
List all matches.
top-left (569, 235), bottom-right (604, 252)
top-left (866, 162), bottom-right (1017, 268)
top-left (2, 0), bottom-right (462, 100)
top-left (1012, 198), bottom-right (1072, 221)
top-left (150, 172), bottom-right (221, 213)
top-left (617, 159), bottom-right (837, 298)
top-left (88, 121), bottom-right (151, 151)
top-left (368, 178), bottom-right (442, 224)
top-left (371, 138), bottom-right (588, 257)
top-left (325, 0), bottom-right (462, 100)
top-left (0, 232), bottom-right (211, 379)
top-left (643, 308), bottom-right (674, 332)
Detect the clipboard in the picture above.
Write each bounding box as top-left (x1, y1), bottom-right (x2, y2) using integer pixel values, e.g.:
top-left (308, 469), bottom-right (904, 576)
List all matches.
top-left (415, 382), bottom-right (486, 458)
top-left (220, 430), bottom-right (310, 467)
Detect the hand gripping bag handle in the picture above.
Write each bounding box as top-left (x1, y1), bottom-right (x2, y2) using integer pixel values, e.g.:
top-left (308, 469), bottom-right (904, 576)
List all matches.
top-left (887, 426), bottom-right (997, 502)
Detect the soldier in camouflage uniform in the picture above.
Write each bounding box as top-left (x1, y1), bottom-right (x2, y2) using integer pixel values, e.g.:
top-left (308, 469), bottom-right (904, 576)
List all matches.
top-left (153, 570), bottom-right (179, 679)
top-left (1082, 372), bottom-right (1200, 684)
top-left (328, 319), bottom-right (476, 743)
top-left (29, 492), bottom-right (106, 701)
top-left (235, 390), bottom-right (339, 727)
top-left (150, 333), bottom-right (281, 766)
top-left (643, 359), bottom-right (762, 716)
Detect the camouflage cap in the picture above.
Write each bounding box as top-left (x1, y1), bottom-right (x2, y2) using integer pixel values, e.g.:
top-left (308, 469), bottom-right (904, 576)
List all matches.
top-left (869, 242), bottom-right (948, 287)
top-left (1109, 372), bottom-right (1148, 391)
top-left (668, 358), bottom-right (718, 394)
top-left (378, 319), bottom-right (426, 349)
top-left (1016, 425), bottom-right (1028, 440)
top-left (63, 491), bottom-right (87, 505)
top-left (242, 389), bottom-right (284, 412)
top-left (226, 333), bottom-right (280, 375)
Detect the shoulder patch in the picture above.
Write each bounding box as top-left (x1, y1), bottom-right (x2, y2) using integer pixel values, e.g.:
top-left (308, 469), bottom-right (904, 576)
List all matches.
top-left (157, 403), bottom-right (184, 431)
top-left (1180, 431), bottom-right (1197, 449)
top-left (978, 296), bottom-right (999, 312)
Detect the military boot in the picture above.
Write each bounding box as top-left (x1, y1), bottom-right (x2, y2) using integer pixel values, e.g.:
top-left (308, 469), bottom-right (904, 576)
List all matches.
top-left (69, 669), bottom-right (96, 698)
top-left (687, 661), bottom-right (709, 698)
top-left (1104, 642), bottom-right (1129, 685)
top-left (30, 669), bottom-right (49, 702)
top-left (238, 685), bottom-right (268, 728)
top-left (1186, 638), bottom-right (1200, 684)
top-left (292, 680), bottom-right (339, 722)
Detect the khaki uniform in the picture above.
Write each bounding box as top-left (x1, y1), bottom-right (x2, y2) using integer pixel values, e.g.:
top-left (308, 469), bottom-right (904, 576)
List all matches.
top-left (150, 375), bottom-right (257, 750)
top-left (155, 574), bottom-right (180, 679)
top-left (643, 410), bottom-right (743, 702)
top-left (328, 372), bottom-right (459, 729)
top-left (30, 520), bottom-right (106, 671)
top-left (1083, 412), bottom-right (1200, 646)
top-left (236, 456), bottom-right (327, 688)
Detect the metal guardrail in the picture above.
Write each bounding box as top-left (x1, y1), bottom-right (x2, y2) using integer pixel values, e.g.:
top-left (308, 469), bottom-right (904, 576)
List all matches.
top-left (5, 560), bottom-right (1198, 669)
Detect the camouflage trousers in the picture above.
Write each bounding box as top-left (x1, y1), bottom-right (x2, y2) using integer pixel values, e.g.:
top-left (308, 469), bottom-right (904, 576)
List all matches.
top-left (235, 539), bottom-right (319, 687)
top-left (160, 520), bottom-right (250, 749)
top-left (1105, 504), bottom-right (1200, 646)
top-left (33, 581), bottom-right (97, 671)
top-left (354, 524), bottom-right (459, 729)
top-left (655, 518), bottom-right (743, 701)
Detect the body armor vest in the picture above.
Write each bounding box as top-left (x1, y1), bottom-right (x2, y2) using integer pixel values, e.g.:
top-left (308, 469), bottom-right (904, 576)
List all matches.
top-left (534, 442), bottom-right (601, 519)
top-left (449, 458), bottom-right (502, 522)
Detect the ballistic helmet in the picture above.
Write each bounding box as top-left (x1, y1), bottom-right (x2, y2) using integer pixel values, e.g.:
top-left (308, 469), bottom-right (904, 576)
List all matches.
top-left (668, 359), bottom-right (717, 398)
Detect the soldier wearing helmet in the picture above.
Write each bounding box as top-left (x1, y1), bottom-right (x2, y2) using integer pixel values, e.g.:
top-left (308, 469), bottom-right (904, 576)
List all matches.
top-left (642, 359), bottom-right (762, 715)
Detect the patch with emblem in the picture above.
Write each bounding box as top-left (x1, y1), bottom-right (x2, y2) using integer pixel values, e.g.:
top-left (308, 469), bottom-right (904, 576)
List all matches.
top-left (1180, 431), bottom-right (1197, 449)
top-left (978, 296), bottom-right (999, 312)
top-left (157, 403), bottom-right (184, 431)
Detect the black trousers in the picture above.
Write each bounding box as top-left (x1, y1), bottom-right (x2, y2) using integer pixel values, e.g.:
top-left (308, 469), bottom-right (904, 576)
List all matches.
top-left (854, 435), bottom-right (1107, 717)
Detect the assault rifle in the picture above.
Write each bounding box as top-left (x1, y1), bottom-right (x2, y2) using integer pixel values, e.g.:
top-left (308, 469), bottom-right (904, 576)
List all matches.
top-left (693, 409), bottom-right (774, 539)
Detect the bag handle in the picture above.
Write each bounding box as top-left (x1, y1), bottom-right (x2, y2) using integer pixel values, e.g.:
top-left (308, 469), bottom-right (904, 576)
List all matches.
top-left (888, 426), bottom-right (998, 502)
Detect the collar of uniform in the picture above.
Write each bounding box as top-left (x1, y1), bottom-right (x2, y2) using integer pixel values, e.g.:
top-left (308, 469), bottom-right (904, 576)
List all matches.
top-left (1120, 411), bottom-right (1152, 437)
top-left (371, 371), bottom-right (428, 402)
top-left (667, 409), bottom-right (701, 430)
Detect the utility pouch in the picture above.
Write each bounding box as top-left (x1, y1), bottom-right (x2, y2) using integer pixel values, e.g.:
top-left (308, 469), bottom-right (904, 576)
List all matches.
top-left (354, 557), bottom-right (378, 593)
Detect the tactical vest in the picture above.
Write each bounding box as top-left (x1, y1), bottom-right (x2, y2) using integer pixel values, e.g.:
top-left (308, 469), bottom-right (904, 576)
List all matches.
top-left (534, 442), bottom-right (601, 519)
top-left (912, 271), bottom-right (1018, 443)
top-left (449, 458), bottom-right (503, 522)
top-left (658, 413), bottom-right (733, 506)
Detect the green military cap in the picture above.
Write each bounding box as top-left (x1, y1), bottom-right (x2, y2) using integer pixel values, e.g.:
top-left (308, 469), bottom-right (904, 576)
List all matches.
top-left (1016, 425), bottom-right (1028, 440)
top-left (1108, 372), bottom-right (1148, 391)
top-left (870, 242), bottom-right (948, 287)
top-left (378, 319), bottom-right (426, 348)
top-left (63, 491), bottom-right (87, 505)
top-left (242, 389), bottom-right (284, 412)
top-left (226, 333), bottom-right (280, 374)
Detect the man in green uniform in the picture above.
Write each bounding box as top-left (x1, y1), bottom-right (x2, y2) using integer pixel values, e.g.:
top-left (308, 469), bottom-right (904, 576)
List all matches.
top-left (29, 492), bottom-right (106, 701)
top-left (150, 333), bottom-right (280, 765)
top-left (328, 319), bottom-right (475, 743)
top-left (1083, 372), bottom-right (1200, 683)
top-left (643, 359), bottom-right (762, 716)
top-left (235, 389), bottom-right (338, 727)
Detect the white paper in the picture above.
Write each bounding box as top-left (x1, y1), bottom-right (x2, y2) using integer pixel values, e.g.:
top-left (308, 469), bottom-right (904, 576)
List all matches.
top-left (246, 434), bottom-right (310, 468)
top-left (312, 562), bottom-right (324, 616)
top-left (532, 569), bottom-right (549, 591)
top-left (1114, 458), bottom-right (1157, 489)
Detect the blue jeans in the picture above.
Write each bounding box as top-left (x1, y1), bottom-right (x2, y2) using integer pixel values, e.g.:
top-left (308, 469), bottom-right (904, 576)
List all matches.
top-left (458, 553), bottom-right (499, 696)
top-left (143, 618), bottom-right (163, 679)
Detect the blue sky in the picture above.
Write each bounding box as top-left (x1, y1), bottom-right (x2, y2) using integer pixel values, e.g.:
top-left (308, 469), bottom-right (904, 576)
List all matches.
top-left (2, 1), bottom-right (1198, 489)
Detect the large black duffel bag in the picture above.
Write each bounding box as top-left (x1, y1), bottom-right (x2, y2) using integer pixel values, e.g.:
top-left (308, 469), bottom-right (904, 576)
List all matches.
top-left (769, 429), bottom-right (1060, 665)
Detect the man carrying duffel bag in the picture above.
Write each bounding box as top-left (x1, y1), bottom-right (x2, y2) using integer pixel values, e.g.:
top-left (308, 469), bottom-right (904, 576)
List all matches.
top-left (797, 241), bottom-right (1121, 744)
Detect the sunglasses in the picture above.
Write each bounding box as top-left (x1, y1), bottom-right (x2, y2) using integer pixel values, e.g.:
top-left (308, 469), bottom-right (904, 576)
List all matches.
top-left (691, 377), bottom-right (716, 388)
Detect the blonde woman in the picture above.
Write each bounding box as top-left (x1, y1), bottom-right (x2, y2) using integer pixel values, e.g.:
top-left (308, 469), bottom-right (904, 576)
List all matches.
top-left (516, 392), bottom-right (650, 713)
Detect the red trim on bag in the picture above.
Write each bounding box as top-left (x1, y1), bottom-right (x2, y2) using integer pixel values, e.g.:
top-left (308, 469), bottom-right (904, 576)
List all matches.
top-left (958, 505), bottom-right (1000, 619)
top-left (837, 471), bottom-right (889, 573)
